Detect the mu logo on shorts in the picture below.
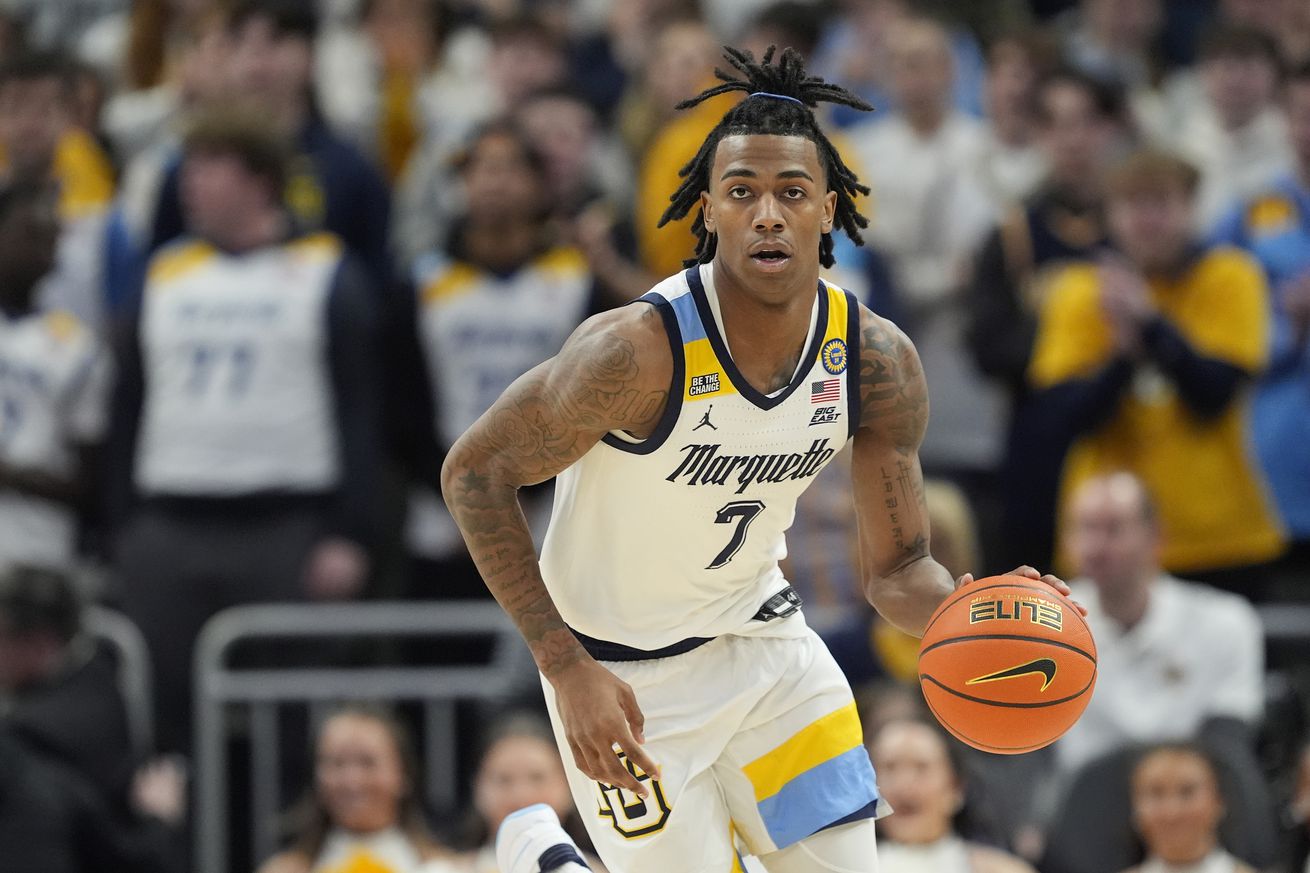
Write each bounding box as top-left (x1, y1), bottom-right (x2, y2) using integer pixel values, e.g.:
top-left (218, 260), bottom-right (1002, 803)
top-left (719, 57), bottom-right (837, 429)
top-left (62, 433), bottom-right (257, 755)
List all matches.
top-left (595, 752), bottom-right (672, 839)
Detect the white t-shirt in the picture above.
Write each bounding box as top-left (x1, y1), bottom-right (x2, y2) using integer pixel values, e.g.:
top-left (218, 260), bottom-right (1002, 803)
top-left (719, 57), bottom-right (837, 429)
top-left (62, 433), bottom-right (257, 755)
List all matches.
top-left (1056, 575), bottom-right (1265, 773)
top-left (880, 836), bottom-right (973, 873)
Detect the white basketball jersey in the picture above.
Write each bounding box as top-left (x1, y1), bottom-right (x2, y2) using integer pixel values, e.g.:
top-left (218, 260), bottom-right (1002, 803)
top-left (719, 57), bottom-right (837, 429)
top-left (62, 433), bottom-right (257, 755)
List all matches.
top-left (540, 263), bottom-right (861, 650)
top-left (0, 309), bottom-right (110, 566)
top-left (135, 234), bottom-right (342, 495)
top-left (415, 247), bottom-right (592, 446)
top-left (408, 246), bottom-right (591, 557)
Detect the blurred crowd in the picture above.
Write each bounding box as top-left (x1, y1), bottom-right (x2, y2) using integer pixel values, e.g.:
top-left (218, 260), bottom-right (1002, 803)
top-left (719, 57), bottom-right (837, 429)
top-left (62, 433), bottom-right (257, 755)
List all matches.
top-left (0, 0), bottom-right (1308, 870)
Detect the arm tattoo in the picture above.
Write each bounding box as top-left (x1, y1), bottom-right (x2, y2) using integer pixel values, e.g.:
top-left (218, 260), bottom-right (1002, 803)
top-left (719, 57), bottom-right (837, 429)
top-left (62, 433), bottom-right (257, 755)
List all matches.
top-left (858, 314), bottom-right (929, 456)
top-left (443, 309), bottom-right (669, 677)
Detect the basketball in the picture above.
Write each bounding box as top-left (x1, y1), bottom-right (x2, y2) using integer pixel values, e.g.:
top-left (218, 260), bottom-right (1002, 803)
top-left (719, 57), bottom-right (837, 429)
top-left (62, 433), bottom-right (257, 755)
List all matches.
top-left (918, 575), bottom-right (1097, 754)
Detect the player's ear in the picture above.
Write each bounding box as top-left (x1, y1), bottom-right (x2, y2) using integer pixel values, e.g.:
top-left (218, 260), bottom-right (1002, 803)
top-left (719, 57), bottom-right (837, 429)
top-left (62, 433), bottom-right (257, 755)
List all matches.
top-left (821, 190), bottom-right (836, 234)
top-left (700, 191), bottom-right (715, 234)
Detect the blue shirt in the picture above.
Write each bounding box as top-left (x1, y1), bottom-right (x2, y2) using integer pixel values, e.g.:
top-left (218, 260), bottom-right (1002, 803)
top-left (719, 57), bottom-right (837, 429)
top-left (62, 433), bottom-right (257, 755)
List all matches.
top-left (1212, 173), bottom-right (1310, 538)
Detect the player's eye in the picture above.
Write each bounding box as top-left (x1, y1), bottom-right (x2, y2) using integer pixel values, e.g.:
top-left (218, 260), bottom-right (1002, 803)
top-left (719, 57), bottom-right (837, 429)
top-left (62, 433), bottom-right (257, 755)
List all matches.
top-left (783, 187), bottom-right (806, 199)
top-left (728, 185), bottom-right (752, 199)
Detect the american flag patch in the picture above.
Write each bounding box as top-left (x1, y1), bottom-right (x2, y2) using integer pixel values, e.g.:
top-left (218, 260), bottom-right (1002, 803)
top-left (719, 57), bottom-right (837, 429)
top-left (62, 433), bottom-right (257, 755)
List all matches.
top-left (811, 379), bottom-right (841, 403)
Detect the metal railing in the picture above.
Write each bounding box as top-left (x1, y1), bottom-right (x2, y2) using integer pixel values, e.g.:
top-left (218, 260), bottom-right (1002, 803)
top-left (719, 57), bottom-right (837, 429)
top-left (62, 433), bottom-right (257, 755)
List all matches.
top-left (192, 601), bottom-right (521, 873)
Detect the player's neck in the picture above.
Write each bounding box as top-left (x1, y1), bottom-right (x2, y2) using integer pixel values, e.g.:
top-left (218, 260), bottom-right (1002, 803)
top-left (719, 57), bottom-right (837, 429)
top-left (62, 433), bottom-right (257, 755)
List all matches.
top-left (711, 260), bottom-right (817, 394)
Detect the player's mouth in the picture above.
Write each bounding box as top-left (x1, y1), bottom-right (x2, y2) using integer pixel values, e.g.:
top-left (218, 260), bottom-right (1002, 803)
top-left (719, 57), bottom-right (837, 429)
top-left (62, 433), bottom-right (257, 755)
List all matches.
top-left (749, 249), bottom-right (792, 272)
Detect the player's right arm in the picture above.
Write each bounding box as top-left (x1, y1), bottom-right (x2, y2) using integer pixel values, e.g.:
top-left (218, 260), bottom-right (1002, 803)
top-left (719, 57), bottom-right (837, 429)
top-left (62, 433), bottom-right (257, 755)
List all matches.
top-left (440, 303), bottom-right (671, 797)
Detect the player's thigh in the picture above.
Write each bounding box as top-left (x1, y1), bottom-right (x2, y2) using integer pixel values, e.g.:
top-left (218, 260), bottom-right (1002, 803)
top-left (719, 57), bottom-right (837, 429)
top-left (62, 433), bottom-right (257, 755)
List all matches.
top-left (542, 676), bottom-right (740, 873)
top-left (715, 631), bottom-right (882, 856)
top-left (755, 819), bottom-right (880, 873)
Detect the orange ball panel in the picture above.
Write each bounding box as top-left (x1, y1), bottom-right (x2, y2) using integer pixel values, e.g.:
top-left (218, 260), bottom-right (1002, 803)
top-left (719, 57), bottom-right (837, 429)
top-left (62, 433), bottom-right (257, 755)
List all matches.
top-left (918, 576), bottom-right (1098, 754)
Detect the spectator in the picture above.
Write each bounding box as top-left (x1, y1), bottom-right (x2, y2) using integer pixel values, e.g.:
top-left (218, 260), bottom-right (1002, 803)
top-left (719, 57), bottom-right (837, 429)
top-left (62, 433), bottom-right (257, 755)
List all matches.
top-left (632, 16), bottom-right (728, 279)
top-left (1054, 0), bottom-right (1165, 93)
top-left (966, 68), bottom-right (1127, 571)
top-left (738, 2), bottom-right (823, 65)
top-left (1055, 473), bottom-right (1265, 775)
top-left (809, 0), bottom-right (987, 128)
top-left (0, 725), bottom-right (175, 873)
top-left (110, 109), bottom-right (382, 754)
top-left (101, 0), bottom-right (229, 165)
top-left (868, 717), bottom-right (1033, 872)
top-left (0, 564), bottom-right (136, 819)
top-left (0, 51), bottom-right (115, 326)
top-left (0, 182), bottom-right (111, 569)
top-left (974, 30), bottom-right (1059, 210)
top-left (850, 16), bottom-right (1002, 487)
top-left (1219, 0), bottom-right (1310, 68)
top-left (317, 0), bottom-right (499, 191)
top-left (1121, 743), bottom-right (1258, 873)
top-left (145, 0), bottom-right (393, 288)
top-left (1170, 24), bottom-right (1294, 229)
top-left (432, 712), bottom-right (601, 873)
top-left (258, 705), bottom-right (447, 873)
top-left (514, 87), bottom-right (652, 306)
top-left (402, 122), bottom-right (596, 599)
top-left (1027, 149), bottom-right (1285, 591)
top-left (1210, 59), bottom-right (1310, 583)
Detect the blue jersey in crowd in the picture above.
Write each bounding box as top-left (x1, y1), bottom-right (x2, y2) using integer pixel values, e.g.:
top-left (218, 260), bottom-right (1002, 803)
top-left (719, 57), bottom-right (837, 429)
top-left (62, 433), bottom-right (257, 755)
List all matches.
top-left (1212, 174), bottom-right (1310, 540)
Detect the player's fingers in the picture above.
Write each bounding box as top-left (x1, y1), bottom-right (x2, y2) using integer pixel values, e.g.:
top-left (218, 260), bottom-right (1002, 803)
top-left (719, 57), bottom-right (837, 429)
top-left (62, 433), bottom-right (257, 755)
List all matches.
top-left (567, 736), bottom-right (598, 781)
top-left (955, 572), bottom-right (974, 589)
top-left (618, 683), bottom-right (646, 744)
top-left (615, 723), bottom-right (660, 784)
top-left (1008, 565), bottom-right (1041, 580)
top-left (597, 738), bottom-right (648, 798)
top-left (1039, 573), bottom-right (1072, 596)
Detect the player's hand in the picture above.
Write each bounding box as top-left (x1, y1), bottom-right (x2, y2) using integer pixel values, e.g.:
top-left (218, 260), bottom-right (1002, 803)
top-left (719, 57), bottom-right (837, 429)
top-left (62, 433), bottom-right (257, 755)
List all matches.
top-left (302, 537), bottom-right (369, 600)
top-left (550, 657), bottom-right (659, 798)
top-left (956, 566), bottom-right (1088, 617)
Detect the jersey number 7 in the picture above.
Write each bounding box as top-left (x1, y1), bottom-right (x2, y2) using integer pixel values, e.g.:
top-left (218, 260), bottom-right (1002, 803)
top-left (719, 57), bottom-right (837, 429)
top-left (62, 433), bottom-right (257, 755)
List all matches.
top-left (707, 500), bottom-right (766, 569)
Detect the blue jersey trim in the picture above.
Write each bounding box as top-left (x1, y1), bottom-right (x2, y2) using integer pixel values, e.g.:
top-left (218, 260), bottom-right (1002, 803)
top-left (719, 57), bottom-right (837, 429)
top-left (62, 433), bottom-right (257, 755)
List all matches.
top-left (686, 266), bottom-right (828, 411)
top-left (600, 293), bottom-right (684, 455)
top-left (668, 285), bottom-right (708, 343)
top-left (844, 290), bottom-right (862, 439)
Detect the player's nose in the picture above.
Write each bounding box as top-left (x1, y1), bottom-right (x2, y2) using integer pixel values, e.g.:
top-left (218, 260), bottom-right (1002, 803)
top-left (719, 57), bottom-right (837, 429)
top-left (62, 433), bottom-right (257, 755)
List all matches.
top-left (752, 194), bottom-right (785, 232)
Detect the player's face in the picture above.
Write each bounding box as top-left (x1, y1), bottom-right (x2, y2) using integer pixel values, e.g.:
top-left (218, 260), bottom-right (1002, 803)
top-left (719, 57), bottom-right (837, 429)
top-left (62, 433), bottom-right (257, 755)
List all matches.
top-left (1066, 478), bottom-right (1158, 594)
top-left (473, 735), bottom-right (573, 836)
top-left (1132, 751), bottom-right (1225, 864)
top-left (1107, 186), bottom-right (1194, 274)
top-left (1287, 81), bottom-right (1310, 171)
top-left (701, 134), bottom-right (836, 298)
top-left (315, 714), bottom-right (407, 833)
top-left (869, 721), bottom-right (962, 844)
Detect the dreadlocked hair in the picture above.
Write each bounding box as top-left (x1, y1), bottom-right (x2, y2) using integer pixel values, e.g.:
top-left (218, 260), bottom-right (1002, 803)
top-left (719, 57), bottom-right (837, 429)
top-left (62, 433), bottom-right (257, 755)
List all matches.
top-left (658, 45), bottom-right (873, 269)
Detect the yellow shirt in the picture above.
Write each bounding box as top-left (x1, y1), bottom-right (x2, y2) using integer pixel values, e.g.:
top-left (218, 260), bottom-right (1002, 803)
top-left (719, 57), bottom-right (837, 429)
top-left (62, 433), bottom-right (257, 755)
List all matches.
top-left (636, 92), bottom-right (739, 278)
top-left (1029, 247), bottom-right (1285, 574)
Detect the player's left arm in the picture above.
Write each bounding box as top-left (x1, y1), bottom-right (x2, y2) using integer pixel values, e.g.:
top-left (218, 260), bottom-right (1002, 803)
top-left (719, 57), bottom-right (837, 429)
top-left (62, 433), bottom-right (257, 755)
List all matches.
top-left (850, 305), bottom-right (1077, 636)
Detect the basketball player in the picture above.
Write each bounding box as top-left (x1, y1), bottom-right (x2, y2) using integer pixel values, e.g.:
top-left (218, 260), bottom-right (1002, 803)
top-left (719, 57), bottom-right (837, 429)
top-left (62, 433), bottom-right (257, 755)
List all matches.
top-left (442, 47), bottom-right (1075, 873)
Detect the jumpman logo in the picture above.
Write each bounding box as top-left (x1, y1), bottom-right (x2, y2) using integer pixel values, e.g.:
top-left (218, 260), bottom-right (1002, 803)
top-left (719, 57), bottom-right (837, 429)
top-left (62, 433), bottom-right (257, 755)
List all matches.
top-left (694, 405), bottom-right (718, 431)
